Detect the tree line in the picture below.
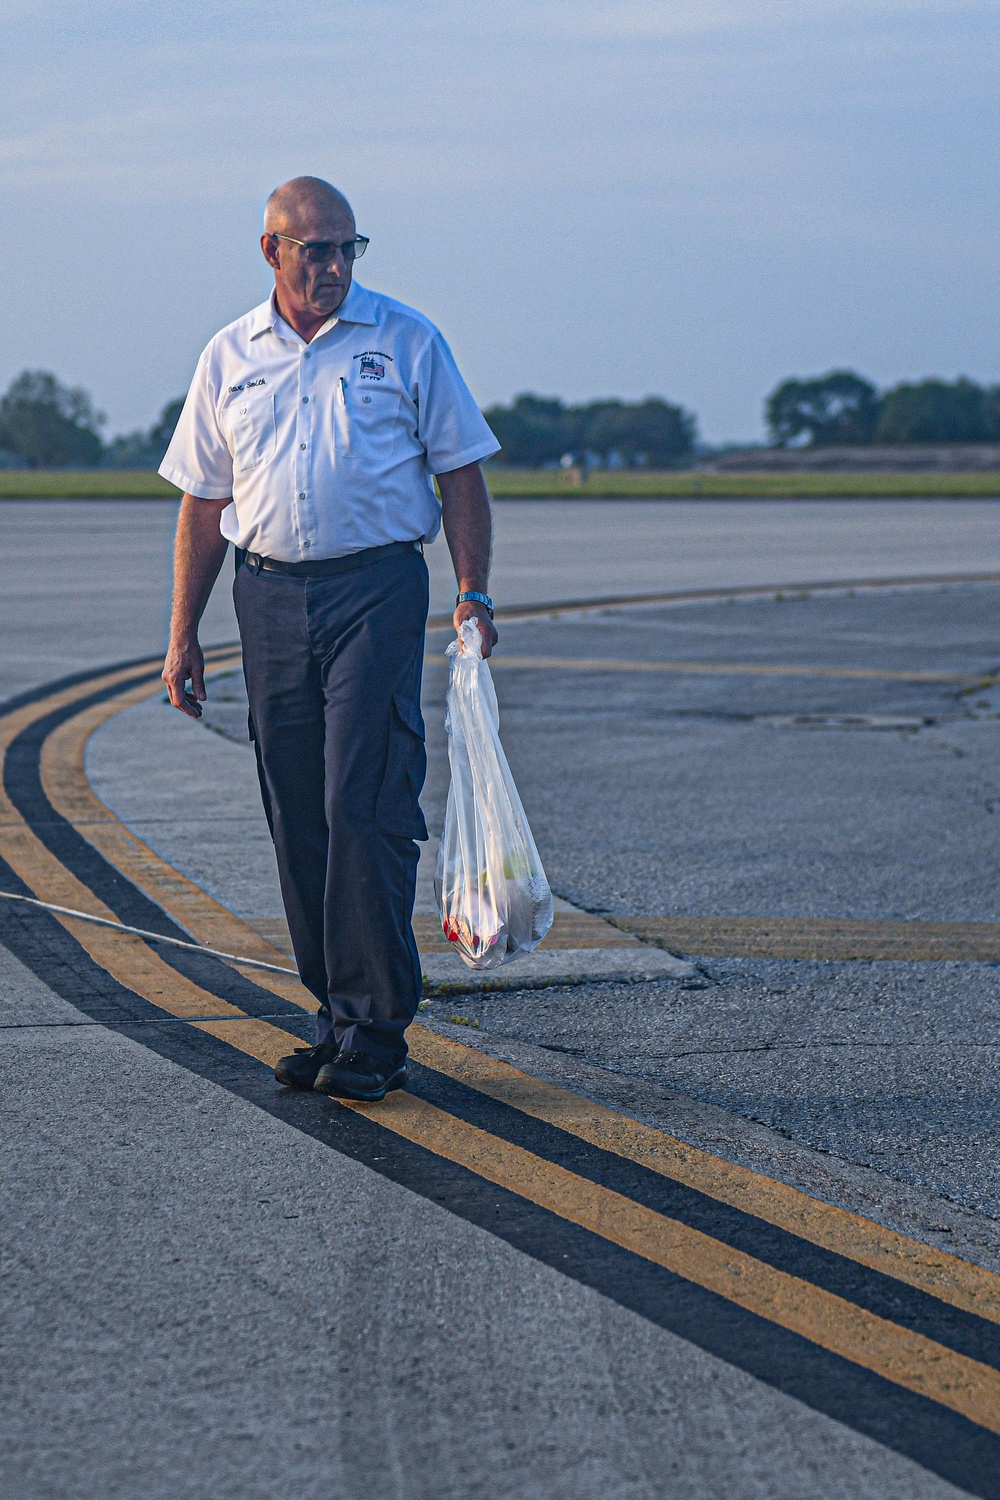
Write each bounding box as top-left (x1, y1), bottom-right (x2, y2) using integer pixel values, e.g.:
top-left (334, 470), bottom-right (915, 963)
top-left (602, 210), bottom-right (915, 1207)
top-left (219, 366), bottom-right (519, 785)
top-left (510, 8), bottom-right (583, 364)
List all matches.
top-left (0, 371), bottom-right (184, 470)
top-left (2, 366), bottom-right (1000, 470)
top-left (764, 371), bottom-right (1000, 447)
top-left (0, 372), bottom-right (700, 470)
top-left (480, 393), bottom-right (697, 468)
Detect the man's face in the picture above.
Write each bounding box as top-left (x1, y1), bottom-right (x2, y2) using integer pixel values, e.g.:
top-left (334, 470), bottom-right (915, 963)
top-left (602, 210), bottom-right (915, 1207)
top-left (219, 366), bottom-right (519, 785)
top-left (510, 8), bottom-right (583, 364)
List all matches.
top-left (262, 197), bottom-right (357, 324)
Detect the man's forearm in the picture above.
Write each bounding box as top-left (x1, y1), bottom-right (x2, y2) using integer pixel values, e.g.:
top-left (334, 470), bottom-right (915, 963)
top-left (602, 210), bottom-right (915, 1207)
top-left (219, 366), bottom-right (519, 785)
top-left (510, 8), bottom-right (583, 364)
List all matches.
top-left (169, 494), bottom-right (231, 641)
top-left (162, 494), bottom-right (230, 716)
top-left (438, 462), bottom-right (498, 657)
top-left (439, 462), bottom-right (492, 592)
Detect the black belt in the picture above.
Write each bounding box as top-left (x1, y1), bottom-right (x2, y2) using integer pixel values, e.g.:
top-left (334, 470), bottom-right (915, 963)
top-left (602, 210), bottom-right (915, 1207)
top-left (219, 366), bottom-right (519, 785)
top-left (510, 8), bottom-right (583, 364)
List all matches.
top-left (236, 539), bottom-right (422, 578)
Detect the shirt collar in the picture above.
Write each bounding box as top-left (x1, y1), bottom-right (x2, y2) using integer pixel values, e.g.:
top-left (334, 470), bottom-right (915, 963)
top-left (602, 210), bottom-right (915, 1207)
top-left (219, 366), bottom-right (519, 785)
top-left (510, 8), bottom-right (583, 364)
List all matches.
top-left (249, 282), bottom-right (377, 343)
top-left (333, 281), bottom-right (377, 326)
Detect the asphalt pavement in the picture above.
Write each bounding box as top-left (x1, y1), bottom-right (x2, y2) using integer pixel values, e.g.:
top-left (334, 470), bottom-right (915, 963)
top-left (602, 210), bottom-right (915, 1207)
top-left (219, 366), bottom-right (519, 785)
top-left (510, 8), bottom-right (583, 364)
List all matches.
top-left (4, 499), bottom-right (1000, 1499)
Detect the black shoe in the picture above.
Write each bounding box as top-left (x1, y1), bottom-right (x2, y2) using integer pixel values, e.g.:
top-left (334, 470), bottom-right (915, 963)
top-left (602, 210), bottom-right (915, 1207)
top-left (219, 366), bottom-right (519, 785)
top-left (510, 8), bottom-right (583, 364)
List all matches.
top-left (313, 1050), bottom-right (407, 1103)
top-left (274, 1042), bottom-right (340, 1090)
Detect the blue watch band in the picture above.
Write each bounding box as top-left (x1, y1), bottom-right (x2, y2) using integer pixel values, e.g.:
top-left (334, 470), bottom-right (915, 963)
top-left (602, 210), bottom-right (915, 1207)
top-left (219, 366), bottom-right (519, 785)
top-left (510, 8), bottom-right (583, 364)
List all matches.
top-left (456, 590), bottom-right (494, 618)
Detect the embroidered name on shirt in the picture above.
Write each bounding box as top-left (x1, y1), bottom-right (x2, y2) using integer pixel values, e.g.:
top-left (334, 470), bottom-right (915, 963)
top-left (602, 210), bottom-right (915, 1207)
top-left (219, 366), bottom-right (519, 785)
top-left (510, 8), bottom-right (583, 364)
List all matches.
top-left (228, 378), bottom-right (266, 393)
top-left (353, 350), bottom-right (394, 381)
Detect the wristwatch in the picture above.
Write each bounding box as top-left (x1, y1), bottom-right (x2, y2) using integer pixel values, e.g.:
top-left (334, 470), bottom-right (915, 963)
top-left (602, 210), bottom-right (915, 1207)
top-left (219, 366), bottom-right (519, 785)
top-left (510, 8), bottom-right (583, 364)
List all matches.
top-left (456, 590), bottom-right (494, 619)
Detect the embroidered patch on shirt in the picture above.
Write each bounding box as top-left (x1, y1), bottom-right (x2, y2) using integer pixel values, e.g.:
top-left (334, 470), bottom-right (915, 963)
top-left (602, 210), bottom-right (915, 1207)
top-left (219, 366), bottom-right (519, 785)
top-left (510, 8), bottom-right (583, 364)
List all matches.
top-left (353, 350), bottom-right (394, 380)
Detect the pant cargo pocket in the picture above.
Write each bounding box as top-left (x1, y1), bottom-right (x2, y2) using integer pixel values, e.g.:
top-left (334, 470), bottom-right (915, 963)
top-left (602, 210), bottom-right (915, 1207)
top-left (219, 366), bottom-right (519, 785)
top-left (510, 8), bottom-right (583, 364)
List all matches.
top-left (376, 692), bottom-right (428, 839)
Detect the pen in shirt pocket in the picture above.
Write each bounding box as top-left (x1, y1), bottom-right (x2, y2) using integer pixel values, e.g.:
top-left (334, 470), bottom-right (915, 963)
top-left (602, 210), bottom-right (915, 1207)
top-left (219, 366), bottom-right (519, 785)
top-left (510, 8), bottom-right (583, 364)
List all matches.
top-left (338, 376), bottom-right (346, 405)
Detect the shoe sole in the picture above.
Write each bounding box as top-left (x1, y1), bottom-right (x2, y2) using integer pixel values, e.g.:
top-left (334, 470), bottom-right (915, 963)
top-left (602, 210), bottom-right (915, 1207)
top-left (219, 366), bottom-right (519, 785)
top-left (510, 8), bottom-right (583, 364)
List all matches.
top-left (274, 1065), bottom-right (322, 1089)
top-left (313, 1069), bottom-right (407, 1103)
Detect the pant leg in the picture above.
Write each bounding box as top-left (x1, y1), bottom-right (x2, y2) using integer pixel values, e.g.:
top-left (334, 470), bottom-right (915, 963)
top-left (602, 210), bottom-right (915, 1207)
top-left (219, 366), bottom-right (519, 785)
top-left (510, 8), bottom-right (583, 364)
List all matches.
top-left (235, 549), bottom-right (430, 1063)
top-left (308, 549), bottom-right (429, 1065)
top-left (233, 564), bottom-right (329, 1010)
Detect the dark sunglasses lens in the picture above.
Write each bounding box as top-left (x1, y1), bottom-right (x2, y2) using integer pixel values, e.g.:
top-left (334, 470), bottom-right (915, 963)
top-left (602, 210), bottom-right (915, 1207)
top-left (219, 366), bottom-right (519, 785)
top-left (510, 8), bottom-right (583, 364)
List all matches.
top-left (300, 238), bottom-right (366, 263)
top-left (305, 240), bottom-right (363, 262)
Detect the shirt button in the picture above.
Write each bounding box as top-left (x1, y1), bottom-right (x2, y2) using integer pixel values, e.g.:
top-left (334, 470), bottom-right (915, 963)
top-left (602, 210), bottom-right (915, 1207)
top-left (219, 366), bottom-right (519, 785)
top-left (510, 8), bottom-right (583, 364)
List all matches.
top-left (299, 442), bottom-right (306, 450)
top-left (298, 491), bottom-right (305, 500)
top-left (303, 351), bottom-right (311, 359)
top-left (302, 396), bottom-right (309, 403)
top-left (304, 540), bottom-right (312, 548)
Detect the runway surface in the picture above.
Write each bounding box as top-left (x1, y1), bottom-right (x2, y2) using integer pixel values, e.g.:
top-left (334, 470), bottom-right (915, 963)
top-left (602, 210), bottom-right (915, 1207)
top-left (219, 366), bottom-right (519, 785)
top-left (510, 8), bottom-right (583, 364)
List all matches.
top-left (3, 499), bottom-right (1000, 1497)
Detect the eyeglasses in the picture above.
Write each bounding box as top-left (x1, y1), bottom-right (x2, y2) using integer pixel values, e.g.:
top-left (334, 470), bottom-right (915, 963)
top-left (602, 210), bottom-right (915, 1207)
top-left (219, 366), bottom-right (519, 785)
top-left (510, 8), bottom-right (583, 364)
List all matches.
top-left (270, 233), bottom-right (369, 264)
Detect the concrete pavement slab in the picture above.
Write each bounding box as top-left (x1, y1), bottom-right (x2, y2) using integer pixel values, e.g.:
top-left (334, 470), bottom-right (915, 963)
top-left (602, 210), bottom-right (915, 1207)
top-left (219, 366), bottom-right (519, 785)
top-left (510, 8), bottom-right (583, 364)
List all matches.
top-left (2, 1017), bottom-right (966, 1499)
top-left (9, 508), bottom-right (1000, 1496)
top-left (419, 945), bottom-right (698, 993)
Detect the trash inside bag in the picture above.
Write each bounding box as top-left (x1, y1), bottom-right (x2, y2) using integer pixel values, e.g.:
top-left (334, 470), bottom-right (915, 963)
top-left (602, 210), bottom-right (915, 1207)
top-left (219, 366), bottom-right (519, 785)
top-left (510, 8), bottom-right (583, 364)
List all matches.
top-left (435, 618), bottom-right (554, 969)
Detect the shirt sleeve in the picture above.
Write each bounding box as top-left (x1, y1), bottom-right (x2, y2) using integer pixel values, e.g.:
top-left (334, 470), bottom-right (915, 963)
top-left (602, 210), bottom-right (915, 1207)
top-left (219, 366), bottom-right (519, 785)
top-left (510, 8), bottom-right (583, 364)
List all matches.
top-left (158, 348), bottom-right (235, 500)
top-left (413, 331), bottom-right (501, 475)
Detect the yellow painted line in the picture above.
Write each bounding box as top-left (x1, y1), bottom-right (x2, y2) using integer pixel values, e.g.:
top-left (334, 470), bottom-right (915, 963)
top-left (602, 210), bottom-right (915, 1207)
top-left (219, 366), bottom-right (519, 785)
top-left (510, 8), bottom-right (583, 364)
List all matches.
top-left (192, 1014), bottom-right (303, 1068)
top-left (360, 1088), bottom-right (1000, 1433)
top-left (611, 914), bottom-right (1000, 964)
top-left (49, 662), bottom-right (1000, 1334)
top-left (16, 659), bottom-right (1000, 1435)
top-left (0, 658), bottom-right (263, 1027)
top-left (407, 1030), bottom-right (1000, 1328)
top-left (38, 659), bottom-right (315, 1016)
top-left (479, 655), bottom-right (980, 684)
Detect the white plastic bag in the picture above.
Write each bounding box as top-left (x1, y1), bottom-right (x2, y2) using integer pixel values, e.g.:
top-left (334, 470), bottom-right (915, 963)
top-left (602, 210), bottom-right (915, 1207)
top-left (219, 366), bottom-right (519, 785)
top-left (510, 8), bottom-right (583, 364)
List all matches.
top-left (435, 619), bottom-right (553, 969)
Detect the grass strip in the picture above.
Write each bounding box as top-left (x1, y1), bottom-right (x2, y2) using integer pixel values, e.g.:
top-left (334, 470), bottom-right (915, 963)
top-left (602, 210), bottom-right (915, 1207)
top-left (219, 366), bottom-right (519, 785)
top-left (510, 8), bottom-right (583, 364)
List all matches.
top-left (0, 471), bottom-right (181, 498)
top-left (486, 470), bottom-right (1000, 498)
top-left (2, 469), bottom-right (1000, 500)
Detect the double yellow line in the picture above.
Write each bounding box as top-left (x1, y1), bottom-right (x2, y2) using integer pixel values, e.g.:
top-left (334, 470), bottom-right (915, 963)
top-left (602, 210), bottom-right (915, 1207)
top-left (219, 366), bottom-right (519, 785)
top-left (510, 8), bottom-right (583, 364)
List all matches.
top-left (5, 654), bottom-right (1000, 1438)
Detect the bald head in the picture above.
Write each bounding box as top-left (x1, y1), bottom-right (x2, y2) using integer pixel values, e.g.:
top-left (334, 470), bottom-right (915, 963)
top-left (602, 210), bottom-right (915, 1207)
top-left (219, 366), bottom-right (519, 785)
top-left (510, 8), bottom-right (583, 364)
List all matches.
top-left (264, 177), bottom-right (353, 236)
top-left (260, 177), bottom-right (360, 340)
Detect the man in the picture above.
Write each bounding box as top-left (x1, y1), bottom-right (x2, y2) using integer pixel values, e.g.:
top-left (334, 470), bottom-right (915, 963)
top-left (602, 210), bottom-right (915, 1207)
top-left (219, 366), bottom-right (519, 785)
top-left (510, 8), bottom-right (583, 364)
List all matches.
top-left (160, 176), bottom-right (500, 1102)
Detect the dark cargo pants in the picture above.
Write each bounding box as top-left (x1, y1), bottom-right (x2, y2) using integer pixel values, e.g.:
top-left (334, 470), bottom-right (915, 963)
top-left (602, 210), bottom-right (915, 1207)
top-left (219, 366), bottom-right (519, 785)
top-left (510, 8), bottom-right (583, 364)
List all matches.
top-left (233, 545), bottom-right (428, 1067)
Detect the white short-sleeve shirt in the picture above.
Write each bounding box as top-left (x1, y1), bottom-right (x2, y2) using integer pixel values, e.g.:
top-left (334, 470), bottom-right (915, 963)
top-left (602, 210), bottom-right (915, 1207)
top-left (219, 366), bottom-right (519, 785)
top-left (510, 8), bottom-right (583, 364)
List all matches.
top-left (159, 283), bottom-right (500, 562)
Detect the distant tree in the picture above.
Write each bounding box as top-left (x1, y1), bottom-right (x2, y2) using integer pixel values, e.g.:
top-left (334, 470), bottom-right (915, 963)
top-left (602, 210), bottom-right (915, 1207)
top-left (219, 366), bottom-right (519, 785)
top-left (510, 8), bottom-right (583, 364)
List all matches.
top-left (579, 397), bottom-right (696, 466)
top-left (482, 392), bottom-right (696, 466)
top-left (984, 387), bottom-right (1000, 442)
top-left (148, 397), bottom-right (184, 455)
top-left (0, 370), bottom-right (105, 467)
top-left (103, 430), bottom-right (157, 468)
top-left (765, 371), bottom-right (880, 446)
top-left (874, 378), bottom-right (987, 443)
top-left (104, 396), bottom-right (185, 468)
top-left (482, 394), bottom-right (569, 467)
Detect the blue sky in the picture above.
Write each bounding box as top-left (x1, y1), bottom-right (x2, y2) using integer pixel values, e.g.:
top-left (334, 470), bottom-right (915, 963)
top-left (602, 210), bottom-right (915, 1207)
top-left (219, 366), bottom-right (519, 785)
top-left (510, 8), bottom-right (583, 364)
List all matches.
top-left (2, 0), bottom-right (998, 442)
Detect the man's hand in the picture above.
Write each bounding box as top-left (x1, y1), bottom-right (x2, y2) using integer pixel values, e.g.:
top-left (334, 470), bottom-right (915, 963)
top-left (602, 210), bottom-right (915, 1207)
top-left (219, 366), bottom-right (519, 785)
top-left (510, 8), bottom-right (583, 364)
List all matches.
top-left (454, 600), bottom-right (498, 659)
top-left (162, 634), bottom-right (207, 717)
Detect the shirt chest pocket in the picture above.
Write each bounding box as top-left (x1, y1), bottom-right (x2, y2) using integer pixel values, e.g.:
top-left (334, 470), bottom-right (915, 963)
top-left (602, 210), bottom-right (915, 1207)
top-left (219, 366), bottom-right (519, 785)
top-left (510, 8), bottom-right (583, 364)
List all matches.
top-left (227, 391), bottom-right (277, 474)
top-left (337, 386), bottom-right (403, 464)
